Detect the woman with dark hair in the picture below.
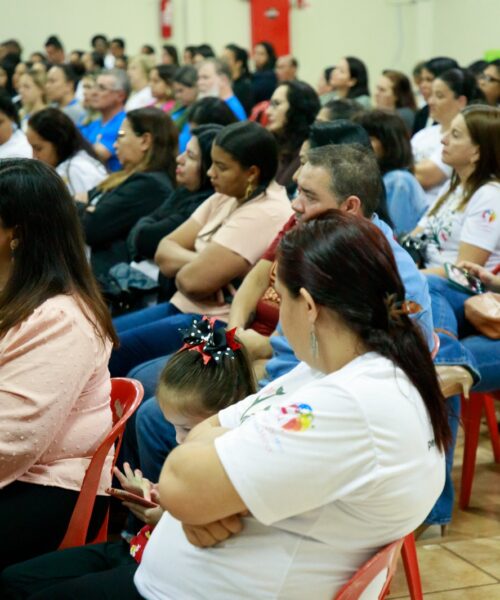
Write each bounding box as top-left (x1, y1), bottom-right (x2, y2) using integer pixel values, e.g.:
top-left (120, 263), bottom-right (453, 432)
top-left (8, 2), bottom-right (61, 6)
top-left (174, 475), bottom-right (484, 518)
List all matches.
top-left (413, 56), bottom-right (459, 134)
top-left (170, 65), bottom-right (198, 127)
top-left (127, 124), bottom-right (222, 299)
top-left (118, 210), bottom-right (449, 599)
top-left (479, 59), bottom-right (500, 106)
top-left (161, 44), bottom-right (179, 67)
top-left (77, 107), bottom-right (178, 277)
top-left (223, 44), bottom-right (253, 114)
top-left (149, 64), bottom-right (177, 113)
top-left (317, 65), bottom-right (336, 105)
top-left (0, 91), bottom-right (32, 158)
top-left (412, 67), bottom-right (484, 204)
top-left (251, 41), bottom-right (277, 104)
top-left (109, 121), bottom-right (293, 376)
top-left (329, 56), bottom-right (371, 109)
top-left (375, 69), bottom-right (417, 132)
top-left (0, 159), bottom-right (118, 568)
top-left (265, 80), bottom-right (320, 193)
top-left (355, 110), bottom-right (427, 235)
top-left (27, 107), bottom-right (107, 194)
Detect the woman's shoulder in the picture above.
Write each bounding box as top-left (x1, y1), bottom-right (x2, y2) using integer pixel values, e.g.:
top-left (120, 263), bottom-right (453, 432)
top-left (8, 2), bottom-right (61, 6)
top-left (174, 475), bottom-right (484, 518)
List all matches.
top-left (467, 181), bottom-right (500, 208)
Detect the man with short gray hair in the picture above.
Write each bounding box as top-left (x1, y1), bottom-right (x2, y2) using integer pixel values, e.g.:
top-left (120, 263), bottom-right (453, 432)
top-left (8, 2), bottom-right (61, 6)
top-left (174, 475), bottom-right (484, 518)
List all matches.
top-left (197, 58), bottom-right (246, 120)
top-left (80, 69), bottom-right (128, 172)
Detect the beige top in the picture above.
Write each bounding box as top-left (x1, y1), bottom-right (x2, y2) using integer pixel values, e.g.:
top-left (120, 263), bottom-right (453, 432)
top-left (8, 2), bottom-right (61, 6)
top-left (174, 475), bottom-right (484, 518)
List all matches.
top-left (0, 294), bottom-right (113, 494)
top-left (171, 181), bottom-right (293, 321)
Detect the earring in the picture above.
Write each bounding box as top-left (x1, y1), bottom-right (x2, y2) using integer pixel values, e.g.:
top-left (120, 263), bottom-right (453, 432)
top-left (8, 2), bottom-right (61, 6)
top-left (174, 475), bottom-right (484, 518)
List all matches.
top-left (10, 239), bottom-right (18, 253)
top-left (309, 326), bottom-right (319, 359)
top-left (244, 180), bottom-right (255, 201)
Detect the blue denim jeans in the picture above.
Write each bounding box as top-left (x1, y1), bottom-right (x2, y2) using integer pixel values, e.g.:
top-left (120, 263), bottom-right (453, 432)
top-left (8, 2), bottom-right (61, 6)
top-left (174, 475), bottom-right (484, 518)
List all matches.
top-left (425, 275), bottom-right (500, 524)
top-left (109, 302), bottom-right (200, 377)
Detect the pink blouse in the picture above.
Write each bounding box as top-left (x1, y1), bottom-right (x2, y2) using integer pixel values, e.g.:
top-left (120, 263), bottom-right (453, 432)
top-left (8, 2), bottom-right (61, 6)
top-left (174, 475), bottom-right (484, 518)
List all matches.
top-left (0, 294), bottom-right (113, 494)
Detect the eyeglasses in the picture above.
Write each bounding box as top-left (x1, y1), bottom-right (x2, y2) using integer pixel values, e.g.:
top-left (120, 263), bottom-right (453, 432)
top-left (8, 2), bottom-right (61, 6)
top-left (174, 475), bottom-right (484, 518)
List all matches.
top-left (117, 130), bottom-right (126, 138)
top-left (479, 73), bottom-right (500, 84)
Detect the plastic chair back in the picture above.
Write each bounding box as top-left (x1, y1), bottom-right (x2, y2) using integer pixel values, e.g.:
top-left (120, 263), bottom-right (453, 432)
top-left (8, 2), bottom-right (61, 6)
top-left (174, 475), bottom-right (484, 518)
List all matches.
top-left (335, 538), bottom-right (404, 599)
top-left (58, 378), bottom-right (144, 549)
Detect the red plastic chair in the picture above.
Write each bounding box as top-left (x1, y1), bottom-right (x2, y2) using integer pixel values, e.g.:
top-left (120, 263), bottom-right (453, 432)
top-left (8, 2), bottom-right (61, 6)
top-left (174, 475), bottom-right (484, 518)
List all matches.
top-left (459, 263), bottom-right (500, 509)
top-left (335, 538), bottom-right (404, 599)
top-left (249, 100), bottom-right (270, 126)
top-left (58, 378), bottom-right (144, 549)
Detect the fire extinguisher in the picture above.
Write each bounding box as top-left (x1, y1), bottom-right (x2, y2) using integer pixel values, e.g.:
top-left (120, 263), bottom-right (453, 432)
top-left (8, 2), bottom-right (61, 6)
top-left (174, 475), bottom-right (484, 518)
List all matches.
top-left (160, 0), bottom-right (173, 38)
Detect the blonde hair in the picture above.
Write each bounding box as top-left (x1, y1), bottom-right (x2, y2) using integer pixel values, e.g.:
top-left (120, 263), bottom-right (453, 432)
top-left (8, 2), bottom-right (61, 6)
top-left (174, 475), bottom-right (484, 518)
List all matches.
top-left (130, 54), bottom-right (156, 78)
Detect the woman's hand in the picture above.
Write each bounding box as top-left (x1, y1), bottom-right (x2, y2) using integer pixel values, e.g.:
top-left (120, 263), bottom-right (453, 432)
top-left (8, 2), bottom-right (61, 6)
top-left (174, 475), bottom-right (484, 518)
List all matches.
top-left (182, 513), bottom-right (245, 548)
top-left (236, 328), bottom-right (273, 361)
top-left (457, 261), bottom-right (500, 292)
top-left (123, 487), bottom-right (164, 526)
top-left (113, 462), bottom-right (153, 500)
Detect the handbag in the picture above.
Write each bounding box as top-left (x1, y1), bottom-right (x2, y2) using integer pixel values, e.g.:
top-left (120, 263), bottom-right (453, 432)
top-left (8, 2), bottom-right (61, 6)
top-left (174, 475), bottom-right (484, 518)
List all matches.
top-left (464, 292), bottom-right (500, 339)
top-left (400, 233), bottom-right (429, 268)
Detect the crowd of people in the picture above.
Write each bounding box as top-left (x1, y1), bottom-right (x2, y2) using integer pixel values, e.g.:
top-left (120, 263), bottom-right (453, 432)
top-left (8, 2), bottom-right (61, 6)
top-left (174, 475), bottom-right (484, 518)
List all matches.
top-left (0, 31), bottom-right (499, 599)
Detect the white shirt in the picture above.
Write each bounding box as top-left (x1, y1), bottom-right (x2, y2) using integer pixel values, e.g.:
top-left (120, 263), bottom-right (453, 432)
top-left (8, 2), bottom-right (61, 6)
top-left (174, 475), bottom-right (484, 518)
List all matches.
top-left (419, 181), bottom-right (500, 270)
top-left (125, 86), bottom-right (154, 112)
top-left (135, 353), bottom-right (445, 600)
top-left (0, 127), bottom-right (32, 159)
top-left (411, 124), bottom-right (452, 205)
top-left (56, 150), bottom-right (108, 195)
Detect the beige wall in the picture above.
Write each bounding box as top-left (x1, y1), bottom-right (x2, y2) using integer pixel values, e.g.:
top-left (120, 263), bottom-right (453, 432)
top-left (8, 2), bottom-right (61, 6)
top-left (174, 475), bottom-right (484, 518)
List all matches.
top-left (2, 0), bottom-right (499, 91)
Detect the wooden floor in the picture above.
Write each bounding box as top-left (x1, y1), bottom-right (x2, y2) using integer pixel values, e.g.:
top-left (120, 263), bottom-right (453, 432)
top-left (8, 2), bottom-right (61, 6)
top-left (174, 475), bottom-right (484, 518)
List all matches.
top-left (388, 422), bottom-right (500, 599)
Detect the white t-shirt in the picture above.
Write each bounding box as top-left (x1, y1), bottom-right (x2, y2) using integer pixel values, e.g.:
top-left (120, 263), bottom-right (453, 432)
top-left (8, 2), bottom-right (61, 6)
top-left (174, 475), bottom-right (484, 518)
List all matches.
top-left (418, 181), bottom-right (500, 269)
top-left (0, 127), bottom-right (32, 159)
top-left (125, 86), bottom-right (155, 112)
top-left (135, 353), bottom-right (444, 600)
top-left (411, 124), bottom-right (452, 205)
top-left (56, 150), bottom-right (108, 195)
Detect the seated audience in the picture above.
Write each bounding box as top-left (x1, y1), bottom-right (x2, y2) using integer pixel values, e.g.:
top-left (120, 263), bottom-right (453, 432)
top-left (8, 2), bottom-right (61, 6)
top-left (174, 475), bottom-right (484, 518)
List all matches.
top-left (77, 107), bottom-right (177, 278)
top-left (355, 109), bottom-right (428, 235)
top-left (81, 50), bottom-right (105, 73)
top-left (329, 56), bottom-right (371, 109)
top-left (192, 44), bottom-right (216, 64)
top-left (275, 55), bottom-right (298, 82)
top-left (80, 68), bottom-right (128, 172)
top-left (0, 322), bottom-right (256, 597)
top-left (316, 97), bottom-right (363, 122)
top-left (412, 56), bottom-right (459, 134)
top-left (27, 107), bottom-right (107, 194)
top-left (110, 37), bottom-right (127, 68)
top-left (374, 69), bottom-right (417, 132)
top-left (412, 67), bottom-right (483, 205)
top-left (183, 45), bottom-right (197, 65)
top-left (0, 92), bottom-right (32, 158)
top-left (0, 158), bottom-right (118, 569)
top-left (170, 65), bottom-right (198, 131)
top-left (126, 55), bottom-right (155, 111)
top-left (79, 72), bottom-right (100, 126)
top-left (161, 44), bottom-right (179, 66)
top-left (196, 58), bottom-right (247, 120)
top-left (127, 124), bottom-right (221, 299)
top-left (148, 64), bottom-right (176, 113)
top-left (222, 43), bottom-right (253, 115)
top-left (316, 65), bottom-right (336, 105)
top-left (45, 64), bottom-right (86, 124)
top-left (44, 35), bottom-right (65, 65)
top-left (251, 41), bottom-right (277, 103)
top-left (109, 121), bottom-right (293, 377)
top-left (18, 68), bottom-right (47, 131)
top-left (266, 80), bottom-right (320, 193)
top-left (130, 211), bottom-right (449, 599)
top-left (479, 59), bottom-right (500, 106)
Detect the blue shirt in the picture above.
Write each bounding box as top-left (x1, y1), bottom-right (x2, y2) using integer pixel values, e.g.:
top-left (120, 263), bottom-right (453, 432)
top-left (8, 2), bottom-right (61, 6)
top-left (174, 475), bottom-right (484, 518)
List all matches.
top-left (260, 213), bottom-right (435, 386)
top-left (225, 95), bottom-right (247, 121)
top-left (80, 111), bottom-right (126, 172)
top-left (383, 169), bottom-right (429, 237)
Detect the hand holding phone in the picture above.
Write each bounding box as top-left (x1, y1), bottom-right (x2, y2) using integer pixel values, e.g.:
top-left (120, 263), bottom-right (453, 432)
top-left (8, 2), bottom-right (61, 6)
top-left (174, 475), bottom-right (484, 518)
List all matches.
top-left (445, 263), bottom-right (485, 295)
top-left (106, 487), bottom-right (159, 509)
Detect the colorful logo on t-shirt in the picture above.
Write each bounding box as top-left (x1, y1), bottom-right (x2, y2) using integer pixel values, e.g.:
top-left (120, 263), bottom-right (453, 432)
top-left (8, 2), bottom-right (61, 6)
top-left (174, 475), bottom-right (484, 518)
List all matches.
top-left (482, 209), bottom-right (496, 224)
top-left (280, 403), bottom-right (314, 432)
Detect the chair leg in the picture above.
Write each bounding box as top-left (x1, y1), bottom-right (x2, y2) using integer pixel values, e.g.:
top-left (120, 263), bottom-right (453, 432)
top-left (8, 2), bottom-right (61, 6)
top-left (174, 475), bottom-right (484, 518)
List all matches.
top-left (460, 393), bottom-right (483, 509)
top-left (483, 395), bottom-right (500, 463)
top-left (401, 534), bottom-right (423, 600)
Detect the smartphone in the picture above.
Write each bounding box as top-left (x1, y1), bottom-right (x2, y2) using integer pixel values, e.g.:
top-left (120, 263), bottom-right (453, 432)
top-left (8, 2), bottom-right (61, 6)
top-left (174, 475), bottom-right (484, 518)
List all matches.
top-left (445, 263), bottom-right (485, 295)
top-left (105, 487), bottom-right (159, 509)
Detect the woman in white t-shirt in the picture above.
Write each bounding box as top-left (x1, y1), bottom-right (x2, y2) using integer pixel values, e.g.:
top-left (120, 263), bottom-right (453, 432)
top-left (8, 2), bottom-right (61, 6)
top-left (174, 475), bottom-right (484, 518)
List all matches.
top-left (417, 105), bottom-right (500, 533)
top-left (26, 107), bottom-right (107, 195)
top-left (412, 68), bottom-right (483, 205)
top-left (130, 210), bottom-right (450, 600)
top-left (125, 55), bottom-right (155, 112)
top-left (0, 93), bottom-right (32, 159)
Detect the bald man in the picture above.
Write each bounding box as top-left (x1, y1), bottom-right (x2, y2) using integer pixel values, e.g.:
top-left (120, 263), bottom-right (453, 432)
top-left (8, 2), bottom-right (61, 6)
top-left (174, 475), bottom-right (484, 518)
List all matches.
top-left (275, 55), bottom-right (298, 82)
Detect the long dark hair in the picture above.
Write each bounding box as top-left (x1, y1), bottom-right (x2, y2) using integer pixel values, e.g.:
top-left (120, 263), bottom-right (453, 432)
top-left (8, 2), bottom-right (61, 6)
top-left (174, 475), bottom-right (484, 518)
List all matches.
top-left (191, 124), bottom-right (223, 191)
top-left (382, 69), bottom-right (416, 110)
top-left (277, 210), bottom-right (451, 452)
top-left (437, 68), bottom-right (484, 104)
top-left (0, 159), bottom-right (118, 346)
top-left (225, 44), bottom-right (250, 78)
top-left (158, 328), bottom-right (256, 416)
top-left (354, 109), bottom-right (414, 174)
top-left (345, 56), bottom-right (370, 98)
top-left (28, 107), bottom-right (99, 165)
top-left (98, 107), bottom-right (178, 191)
top-left (254, 41), bottom-right (277, 70)
top-left (274, 80), bottom-right (320, 155)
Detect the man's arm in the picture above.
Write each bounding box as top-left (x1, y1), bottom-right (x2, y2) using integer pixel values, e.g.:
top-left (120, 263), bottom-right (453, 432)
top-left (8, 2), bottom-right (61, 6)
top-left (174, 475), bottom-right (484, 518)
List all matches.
top-left (227, 258), bottom-right (273, 329)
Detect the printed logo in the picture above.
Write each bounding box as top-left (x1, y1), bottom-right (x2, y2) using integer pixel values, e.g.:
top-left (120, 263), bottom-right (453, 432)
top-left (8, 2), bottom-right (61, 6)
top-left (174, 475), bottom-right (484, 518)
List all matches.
top-left (279, 403), bottom-right (314, 432)
top-left (482, 209), bottom-right (496, 224)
